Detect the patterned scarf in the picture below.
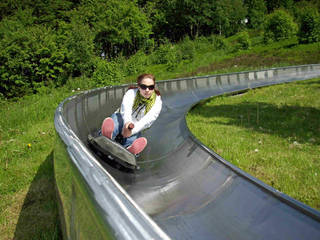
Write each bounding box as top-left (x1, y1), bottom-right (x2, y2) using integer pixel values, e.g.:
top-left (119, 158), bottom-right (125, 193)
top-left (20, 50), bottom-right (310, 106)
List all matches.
top-left (132, 91), bottom-right (156, 116)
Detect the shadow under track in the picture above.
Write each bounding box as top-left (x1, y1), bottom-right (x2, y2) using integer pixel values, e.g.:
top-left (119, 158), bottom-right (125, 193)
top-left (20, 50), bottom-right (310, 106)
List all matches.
top-left (14, 152), bottom-right (62, 240)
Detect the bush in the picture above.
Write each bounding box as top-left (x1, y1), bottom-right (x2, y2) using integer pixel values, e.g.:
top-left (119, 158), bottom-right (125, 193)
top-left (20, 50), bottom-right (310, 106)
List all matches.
top-left (177, 36), bottom-right (196, 61)
top-left (0, 19), bottom-right (71, 98)
top-left (92, 59), bottom-right (124, 87)
top-left (297, 8), bottom-right (320, 44)
top-left (125, 50), bottom-right (149, 75)
top-left (78, 0), bottom-right (152, 58)
top-left (151, 43), bottom-right (172, 64)
top-left (208, 35), bottom-right (229, 51)
top-left (232, 31), bottom-right (251, 51)
top-left (166, 47), bottom-right (180, 71)
top-left (59, 20), bottom-right (95, 77)
top-left (263, 9), bottom-right (298, 42)
top-left (193, 36), bottom-right (212, 52)
top-left (143, 38), bottom-right (155, 54)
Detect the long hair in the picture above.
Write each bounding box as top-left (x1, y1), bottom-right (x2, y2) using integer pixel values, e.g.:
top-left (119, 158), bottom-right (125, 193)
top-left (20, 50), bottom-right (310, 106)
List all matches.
top-left (128, 73), bottom-right (161, 96)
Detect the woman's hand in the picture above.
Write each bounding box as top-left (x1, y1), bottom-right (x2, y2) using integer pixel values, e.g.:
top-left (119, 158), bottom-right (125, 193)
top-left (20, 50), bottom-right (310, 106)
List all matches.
top-left (122, 122), bottom-right (134, 138)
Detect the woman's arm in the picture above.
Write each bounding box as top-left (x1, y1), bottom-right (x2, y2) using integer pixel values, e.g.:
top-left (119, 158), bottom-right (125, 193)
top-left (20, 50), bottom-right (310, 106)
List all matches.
top-left (120, 89), bottom-right (135, 125)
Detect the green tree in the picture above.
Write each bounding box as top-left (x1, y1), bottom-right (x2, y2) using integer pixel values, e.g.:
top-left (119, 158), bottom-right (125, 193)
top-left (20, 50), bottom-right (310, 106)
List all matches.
top-left (0, 20), bottom-right (70, 97)
top-left (58, 19), bottom-right (95, 76)
top-left (263, 9), bottom-right (298, 42)
top-left (92, 59), bottom-right (124, 87)
top-left (212, 0), bottom-right (247, 37)
top-left (0, 12), bottom-right (71, 98)
top-left (150, 0), bottom-right (247, 41)
top-left (0, 0), bottom-right (23, 21)
top-left (75, 0), bottom-right (152, 59)
top-left (244, 0), bottom-right (267, 29)
top-left (0, 0), bottom-right (79, 25)
top-left (140, 0), bottom-right (168, 42)
top-left (297, 7), bottom-right (320, 43)
top-left (265, 0), bottom-right (294, 13)
top-left (233, 31), bottom-right (251, 50)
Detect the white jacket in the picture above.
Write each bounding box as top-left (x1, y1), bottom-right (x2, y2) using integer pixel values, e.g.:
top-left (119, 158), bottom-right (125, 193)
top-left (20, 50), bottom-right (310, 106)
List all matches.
top-left (120, 88), bottom-right (162, 135)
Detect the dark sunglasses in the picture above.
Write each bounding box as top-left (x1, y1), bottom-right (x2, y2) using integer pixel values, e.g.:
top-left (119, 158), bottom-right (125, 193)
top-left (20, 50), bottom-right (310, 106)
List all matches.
top-left (139, 84), bottom-right (155, 90)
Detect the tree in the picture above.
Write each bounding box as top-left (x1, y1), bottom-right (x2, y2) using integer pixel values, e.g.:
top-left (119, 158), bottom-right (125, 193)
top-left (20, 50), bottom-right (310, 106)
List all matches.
top-left (150, 0), bottom-right (247, 42)
top-left (297, 7), bottom-right (320, 43)
top-left (0, 16), bottom-right (71, 98)
top-left (57, 19), bottom-right (95, 77)
top-left (265, 0), bottom-right (294, 13)
top-left (0, 0), bottom-right (79, 25)
top-left (75, 0), bottom-right (152, 59)
top-left (0, 0), bottom-right (20, 21)
top-left (263, 9), bottom-right (298, 42)
top-left (145, 0), bottom-right (205, 41)
top-left (212, 0), bottom-right (247, 37)
top-left (244, 0), bottom-right (267, 29)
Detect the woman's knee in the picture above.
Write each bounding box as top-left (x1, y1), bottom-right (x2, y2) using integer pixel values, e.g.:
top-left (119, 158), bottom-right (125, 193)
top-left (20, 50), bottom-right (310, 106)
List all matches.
top-left (111, 113), bottom-right (123, 137)
top-left (124, 133), bottom-right (141, 147)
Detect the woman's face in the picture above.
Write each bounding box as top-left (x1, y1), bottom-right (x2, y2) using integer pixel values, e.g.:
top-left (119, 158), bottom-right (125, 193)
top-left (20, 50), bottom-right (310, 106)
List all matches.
top-left (138, 77), bottom-right (155, 98)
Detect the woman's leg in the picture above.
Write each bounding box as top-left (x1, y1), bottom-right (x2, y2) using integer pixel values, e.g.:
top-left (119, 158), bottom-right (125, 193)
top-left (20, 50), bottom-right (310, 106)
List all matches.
top-left (127, 137), bottom-right (147, 155)
top-left (122, 132), bottom-right (141, 148)
top-left (111, 113), bottom-right (142, 148)
top-left (101, 113), bottom-right (123, 139)
top-left (101, 117), bottom-right (114, 139)
top-left (102, 113), bottom-right (143, 149)
top-left (110, 113), bottom-right (123, 140)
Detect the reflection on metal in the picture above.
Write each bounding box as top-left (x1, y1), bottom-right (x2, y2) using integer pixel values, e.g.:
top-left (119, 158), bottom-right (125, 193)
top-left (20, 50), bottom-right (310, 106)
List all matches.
top-left (54, 65), bottom-right (320, 240)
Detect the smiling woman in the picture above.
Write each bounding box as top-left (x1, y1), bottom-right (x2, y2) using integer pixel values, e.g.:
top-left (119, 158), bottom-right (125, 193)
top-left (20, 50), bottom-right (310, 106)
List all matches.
top-left (100, 73), bottom-right (162, 154)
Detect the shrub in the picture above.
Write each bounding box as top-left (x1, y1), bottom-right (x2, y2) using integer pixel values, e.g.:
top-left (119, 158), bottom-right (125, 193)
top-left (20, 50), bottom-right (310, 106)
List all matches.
top-left (59, 20), bottom-right (95, 77)
top-left (193, 36), bottom-right (212, 52)
top-left (0, 19), bottom-right (71, 98)
top-left (177, 36), bottom-right (196, 61)
top-left (92, 59), bottom-right (124, 87)
top-left (208, 35), bottom-right (229, 51)
top-left (151, 43), bottom-right (172, 64)
top-left (232, 31), bottom-right (251, 51)
top-left (78, 0), bottom-right (152, 58)
top-left (297, 8), bottom-right (320, 44)
top-left (125, 50), bottom-right (149, 75)
top-left (143, 38), bottom-right (155, 54)
top-left (263, 9), bottom-right (298, 42)
top-left (166, 47), bottom-right (180, 71)
top-left (244, 0), bottom-right (267, 30)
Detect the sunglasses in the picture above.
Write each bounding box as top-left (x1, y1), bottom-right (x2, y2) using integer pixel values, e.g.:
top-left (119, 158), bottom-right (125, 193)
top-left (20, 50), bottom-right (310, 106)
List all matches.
top-left (139, 84), bottom-right (155, 90)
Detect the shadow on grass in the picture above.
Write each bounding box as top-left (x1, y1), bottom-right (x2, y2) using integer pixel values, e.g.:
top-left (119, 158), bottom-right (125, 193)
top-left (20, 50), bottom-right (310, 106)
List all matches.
top-left (295, 78), bottom-right (320, 88)
top-left (14, 152), bottom-right (62, 240)
top-left (192, 101), bottom-right (320, 145)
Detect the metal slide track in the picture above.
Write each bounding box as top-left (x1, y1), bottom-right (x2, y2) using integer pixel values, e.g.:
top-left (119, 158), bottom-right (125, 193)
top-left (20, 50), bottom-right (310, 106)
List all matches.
top-left (54, 64), bottom-right (320, 239)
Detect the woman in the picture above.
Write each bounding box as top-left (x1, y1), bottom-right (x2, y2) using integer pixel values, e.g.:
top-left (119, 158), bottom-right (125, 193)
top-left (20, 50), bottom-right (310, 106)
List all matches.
top-left (101, 73), bottom-right (162, 155)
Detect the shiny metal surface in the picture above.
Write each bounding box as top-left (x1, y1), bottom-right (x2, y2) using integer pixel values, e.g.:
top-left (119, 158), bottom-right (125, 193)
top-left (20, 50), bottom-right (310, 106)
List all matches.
top-left (54, 64), bottom-right (320, 239)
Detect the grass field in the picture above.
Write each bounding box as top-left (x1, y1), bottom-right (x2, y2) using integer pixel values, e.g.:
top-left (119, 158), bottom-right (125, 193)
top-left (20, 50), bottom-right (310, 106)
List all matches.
top-left (187, 78), bottom-right (320, 210)
top-left (0, 90), bottom-right (71, 239)
top-left (0, 37), bottom-right (320, 239)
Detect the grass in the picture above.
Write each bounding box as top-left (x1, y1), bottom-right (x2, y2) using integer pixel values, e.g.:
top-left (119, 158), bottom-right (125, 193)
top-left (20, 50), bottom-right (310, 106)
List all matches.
top-left (177, 38), bottom-right (320, 78)
top-left (0, 89), bottom-right (71, 239)
top-left (186, 78), bottom-right (320, 210)
top-left (0, 37), bottom-right (319, 239)
top-left (141, 38), bottom-right (320, 83)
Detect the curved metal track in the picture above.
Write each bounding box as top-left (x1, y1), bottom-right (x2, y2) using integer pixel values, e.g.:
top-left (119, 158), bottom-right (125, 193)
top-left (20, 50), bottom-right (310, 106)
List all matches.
top-left (54, 64), bottom-right (320, 239)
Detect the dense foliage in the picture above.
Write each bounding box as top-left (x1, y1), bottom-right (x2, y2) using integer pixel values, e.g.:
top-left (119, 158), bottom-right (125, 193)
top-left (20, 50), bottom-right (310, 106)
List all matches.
top-left (297, 7), bottom-right (320, 44)
top-left (263, 9), bottom-right (298, 42)
top-left (0, 0), bottom-right (320, 98)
